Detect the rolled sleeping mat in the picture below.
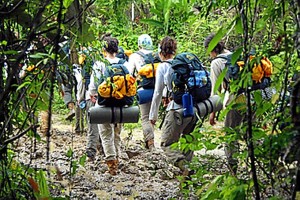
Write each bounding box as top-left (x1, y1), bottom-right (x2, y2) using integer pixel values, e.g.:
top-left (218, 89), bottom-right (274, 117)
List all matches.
top-left (174, 95), bottom-right (223, 125)
top-left (89, 105), bottom-right (140, 124)
top-left (136, 88), bottom-right (154, 104)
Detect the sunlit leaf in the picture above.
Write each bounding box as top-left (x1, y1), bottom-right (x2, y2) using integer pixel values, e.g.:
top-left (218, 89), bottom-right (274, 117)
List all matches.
top-left (206, 28), bottom-right (226, 54)
top-left (140, 19), bottom-right (164, 27)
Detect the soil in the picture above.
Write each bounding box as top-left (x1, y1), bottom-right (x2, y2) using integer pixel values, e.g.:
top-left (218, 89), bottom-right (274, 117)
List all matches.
top-left (15, 113), bottom-right (227, 200)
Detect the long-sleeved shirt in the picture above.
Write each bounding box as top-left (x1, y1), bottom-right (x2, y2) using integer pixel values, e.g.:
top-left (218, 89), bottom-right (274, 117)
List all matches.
top-left (210, 50), bottom-right (232, 95)
top-left (149, 59), bottom-right (182, 121)
top-left (164, 66), bottom-right (182, 111)
top-left (210, 50), bottom-right (235, 107)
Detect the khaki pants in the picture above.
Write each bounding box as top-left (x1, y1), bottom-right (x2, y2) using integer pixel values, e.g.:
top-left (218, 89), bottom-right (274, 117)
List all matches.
top-left (98, 123), bottom-right (122, 161)
top-left (139, 102), bottom-right (154, 142)
top-left (224, 108), bottom-right (244, 170)
top-left (161, 109), bottom-right (197, 164)
top-left (86, 100), bottom-right (101, 157)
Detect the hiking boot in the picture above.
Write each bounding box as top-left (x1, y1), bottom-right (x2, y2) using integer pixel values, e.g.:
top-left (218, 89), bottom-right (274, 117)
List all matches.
top-left (175, 159), bottom-right (189, 176)
top-left (145, 139), bottom-right (155, 150)
top-left (87, 156), bottom-right (95, 162)
top-left (106, 160), bottom-right (118, 175)
top-left (86, 151), bottom-right (95, 162)
top-left (66, 102), bottom-right (75, 121)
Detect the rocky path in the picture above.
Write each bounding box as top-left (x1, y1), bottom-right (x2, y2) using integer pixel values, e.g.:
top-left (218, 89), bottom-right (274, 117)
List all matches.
top-left (15, 114), bottom-right (227, 199)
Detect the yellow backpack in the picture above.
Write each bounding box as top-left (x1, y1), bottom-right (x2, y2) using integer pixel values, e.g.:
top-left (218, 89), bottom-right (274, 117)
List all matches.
top-left (97, 59), bottom-right (136, 107)
top-left (136, 51), bottom-right (161, 89)
top-left (236, 55), bottom-right (273, 83)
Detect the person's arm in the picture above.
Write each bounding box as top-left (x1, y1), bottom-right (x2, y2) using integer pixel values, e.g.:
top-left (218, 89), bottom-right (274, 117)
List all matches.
top-left (210, 59), bottom-right (223, 96)
top-left (149, 64), bottom-right (166, 124)
top-left (128, 53), bottom-right (138, 75)
top-left (164, 66), bottom-right (173, 93)
top-left (88, 61), bottom-right (105, 100)
top-left (209, 59), bottom-right (223, 125)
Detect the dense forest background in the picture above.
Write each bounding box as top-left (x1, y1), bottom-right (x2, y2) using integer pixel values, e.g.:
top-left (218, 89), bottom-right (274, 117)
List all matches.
top-left (1, 0), bottom-right (300, 199)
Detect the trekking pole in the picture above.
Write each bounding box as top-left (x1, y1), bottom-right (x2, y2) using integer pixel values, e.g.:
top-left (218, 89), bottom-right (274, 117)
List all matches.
top-left (159, 107), bottom-right (166, 130)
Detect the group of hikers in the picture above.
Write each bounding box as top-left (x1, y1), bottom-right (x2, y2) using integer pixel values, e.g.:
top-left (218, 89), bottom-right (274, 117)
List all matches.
top-left (55, 32), bottom-right (274, 176)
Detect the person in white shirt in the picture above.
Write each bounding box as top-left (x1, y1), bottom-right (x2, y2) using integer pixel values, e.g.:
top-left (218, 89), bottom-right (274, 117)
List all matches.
top-left (149, 36), bottom-right (197, 174)
top-left (204, 33), bottom-right (241, 175)
top-left (88, 36), bottom-right (130, 175)
top-left (71, 64), bottom-right (86, 134)
top-left (128, 34), bottom-right (156, 150)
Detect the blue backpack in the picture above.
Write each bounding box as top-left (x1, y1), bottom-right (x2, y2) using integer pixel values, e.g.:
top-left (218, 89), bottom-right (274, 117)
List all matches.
top-left (171, 52), bottom-right (211, 104)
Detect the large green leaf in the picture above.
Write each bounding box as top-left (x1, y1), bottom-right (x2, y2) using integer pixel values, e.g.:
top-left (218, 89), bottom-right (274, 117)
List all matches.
top-left (140, 19), bottom-right (164, 27)
top-left (206, 28), bottom-right (227, 54)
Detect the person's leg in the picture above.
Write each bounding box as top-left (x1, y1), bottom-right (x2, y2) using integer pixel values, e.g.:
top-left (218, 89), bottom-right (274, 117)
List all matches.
top-left (139, 102), bottom-right (155, 149)
top-left (113, 123), bottom-right (128, 160)
top-left (98, 124), bottom-right (116, 160)
top-left (63, 84), bottom-right (75, 121)
top-left (75, 104), bottom-right (85, 134)
top-left (98, 123), bottom-right (118, 175)
top-left (85, 100), bottom-right (101, 160)
top-left (113, 123), bottom-right (122, 156)
top-left (161, 110), bottom-right (197, 165)
top-left (224, 109), bottom-right (243, 175)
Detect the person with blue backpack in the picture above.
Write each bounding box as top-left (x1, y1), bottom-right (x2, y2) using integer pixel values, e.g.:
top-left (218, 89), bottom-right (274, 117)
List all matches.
top-left (128, 34), bottom-right (157, 150)
top-left (149, 36), bottom-right (212, 175)
top-left (88, 36), bottom-right (133, 175)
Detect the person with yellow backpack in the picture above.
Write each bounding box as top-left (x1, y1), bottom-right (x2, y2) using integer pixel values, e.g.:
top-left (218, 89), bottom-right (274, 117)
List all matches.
top-left (88, 36), bottom-right (135, 175)
top-left (204, 33), bottom-right (273, 175)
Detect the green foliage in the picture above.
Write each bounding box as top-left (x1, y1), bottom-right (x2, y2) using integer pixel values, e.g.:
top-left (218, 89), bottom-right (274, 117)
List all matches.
top-left (196, 175), bottom-right (247, 200)
top-left (1, 0), bottom-right (300, 199)
top-left (0, 150), bottom-right (52, 199)
top-left (66, 148), bottom-right (86, 176)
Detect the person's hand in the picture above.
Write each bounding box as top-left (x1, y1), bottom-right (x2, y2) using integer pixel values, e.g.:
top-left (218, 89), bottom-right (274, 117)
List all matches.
top-left (90, 95), bottom-right (97, 103)
top-left (150, 120), bottom-right (156, 125)
top-left (209, 112), bottom-right (216, 126)
top-left (162, 97), bottom-right (170, 107)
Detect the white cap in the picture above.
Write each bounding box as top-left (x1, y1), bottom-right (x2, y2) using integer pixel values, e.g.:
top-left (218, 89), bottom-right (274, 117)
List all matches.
top-left (138, 34), bottom-right (153, 50)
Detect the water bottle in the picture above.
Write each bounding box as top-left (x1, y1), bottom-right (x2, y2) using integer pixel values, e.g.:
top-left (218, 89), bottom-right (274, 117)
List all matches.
top-left (182, 93), bottom-right (194, 118)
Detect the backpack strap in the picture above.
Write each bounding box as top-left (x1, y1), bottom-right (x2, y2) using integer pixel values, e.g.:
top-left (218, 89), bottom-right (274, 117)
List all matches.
top-left (136, 51), bottom-right (155, 64)
top-left (136, 51), bottom-right (147, 60)
top-left (117, 59), bottom-right (126, 65)
top-left (136, 51), bottom-right (156, 87)
top-left (215, 55), bottom-right (229, 60)
top-left (162, 60), bottom-right (172, 65)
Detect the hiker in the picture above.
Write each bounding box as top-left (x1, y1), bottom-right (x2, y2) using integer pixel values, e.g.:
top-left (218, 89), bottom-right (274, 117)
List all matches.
top-left (128, 34), bottom-right (156, 150)
top-left (76, 50), bottom-right (104, 162)
top-left (150, 36), bottom-right (199, 175)
top-left (204, 33), bottom-right (243, 175)
top-left (88, 36), bottom-right (131, 175)
top-left (149, 36), bottom-right (176, 126)
top-left (61, 57), bottom-right (85, 135)
top-left (85, 87), bottom-right (103, 161)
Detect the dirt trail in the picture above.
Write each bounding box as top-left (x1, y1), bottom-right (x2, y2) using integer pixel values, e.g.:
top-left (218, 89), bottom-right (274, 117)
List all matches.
top-left (15, 113), bottom-right (227, 199)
